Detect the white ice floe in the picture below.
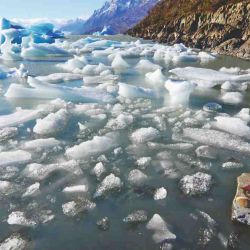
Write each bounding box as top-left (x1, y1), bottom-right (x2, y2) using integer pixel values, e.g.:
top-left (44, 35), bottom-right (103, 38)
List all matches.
top-left (118, 82), bottom-right (156, 99)
top-left (165, 79), bottom-right (196, 105)
top-left (22, 138), bottom-right (61, 151)
top-left (111, 54), bottom-right (130, 69)
top-left (66, 132), bottom-right (118, 160)
top-left (211, 116), bottom-right (250, 138)
top-left (0, 234), bottom-right (28, 250)
top-left (146, 214), bottom-right (176, 243)
top-left (179, 172), bottom-right (213, 196)
top-left (91, 162), bottom-right (106, 179)
top-left (123, 210), bottom-right (148, 224)
top-left (145, 69), bottom-right (166, 86)
top-left (170, 67), bottom-right (250, 88)
top-left (154, 187), bottom-right (167, 200)
top-left (0, 150), bottom-right (32, 167)
top-left (131, 127), bottom-right (160, 144)
top-left (36, 73), bottom-right (83, 84)
top-left (0, 109), bottom-right (41, 129)
top-left (83, 74), bottom-right (118, 85)
top-left (23, 160), bottom-right (82, 180)
top-left (106, 113), bottom-right (133, 130)
top-left (94, 173), bottom-right (123, 198)
top-left (221, 92), bottom-right (243, 104)
top-left (33, 109), bottom-right (69, 135)
top-left (21, 43), bottom-right (70, 60)
top-left (135, 59), bottom-right (162, 72)
top-left (7, 211), bottom-right (36, 227)
top-left (183, 128), bottom-right (250, 154)
top-left (62, 185), bottom-right (88, 193)
top-left (136, 157), bottom-right (152, 169)
top-left (22, 182), bottom-right (40, 197)
top-left (62, 199), bottom-right (96, 217)
top-left (57, 55), bottom-right (87, 72)
top-left (235, 108), bottom-right (250, 123)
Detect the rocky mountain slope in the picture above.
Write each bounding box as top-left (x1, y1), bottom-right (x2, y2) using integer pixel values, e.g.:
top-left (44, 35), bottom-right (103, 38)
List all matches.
top-left (127, 0), bottom-right (250, 60)
top-left (82, 0), bottom-right (160, 34)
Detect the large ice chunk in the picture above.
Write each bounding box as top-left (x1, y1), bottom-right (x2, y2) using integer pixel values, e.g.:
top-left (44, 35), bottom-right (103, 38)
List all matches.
top-left (165, 79), bottom-right (196, 105)
top-left (0, 150), bottom-right (32, 167)
top-left (33, 109), bottom-right (69, 135)
top-left (135, 59), bottom-right (162, 72)
top-left (66, 132), bottom-right (118, 160)
top-left (146, 69), bottom-right (166, 86)
top-left (183, 128), bottom-right (250, 154)
top-left (211, 116), bottom-right (250, 138)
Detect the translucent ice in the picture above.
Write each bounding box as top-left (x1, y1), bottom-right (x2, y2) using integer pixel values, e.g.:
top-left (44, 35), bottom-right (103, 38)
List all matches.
top-left (165, 79), bottom-right (196, 105)
top-left (111, 54), bottom-right (130, 69)
top-left (146, 214), bottom-right (176, 243)
top-left (36, 73), bottom-right (83, 84)
top-left (0, 150), bottom-right (32, 167)
top-left (118, 82), bottom-right (156, 99)
top-left (135, 59), bottom-right (162, 72)
top-left (145, 69), bottom-right (166, 86)
top-left (94, 173), bottom-right (123, 198)
top-left (66, 132), bottom-right (118, 160)
top-left (33, 109), bottom-right (69, 135)
top-left (131, 127), bottom-right (160, 144)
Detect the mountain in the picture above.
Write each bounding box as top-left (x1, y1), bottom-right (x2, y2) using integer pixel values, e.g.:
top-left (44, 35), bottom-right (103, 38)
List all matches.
top-left (82, 0), bottom-right (160, 34)
top-left (127, 0), bottom-right (250, 60)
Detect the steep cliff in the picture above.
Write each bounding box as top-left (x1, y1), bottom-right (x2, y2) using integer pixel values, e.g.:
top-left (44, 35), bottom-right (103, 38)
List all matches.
top-left (127, 0), bottom-right (250, 60)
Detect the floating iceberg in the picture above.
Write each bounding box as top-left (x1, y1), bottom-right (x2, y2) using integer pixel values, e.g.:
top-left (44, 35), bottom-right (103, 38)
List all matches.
top-left (5, 77), bottom-right (115, 103)
top-left (145, 69), bottom-right (166, 86)
top-left (135, 59), bottom-right (162, 72)
top-left (165, 79), bottom-right (196, 105)
top-left (170, 67), bottom-right (250, 88)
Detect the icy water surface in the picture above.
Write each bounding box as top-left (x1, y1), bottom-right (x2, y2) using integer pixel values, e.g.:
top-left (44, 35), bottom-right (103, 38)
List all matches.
top-left (0, 35), bottom-right (250, 249)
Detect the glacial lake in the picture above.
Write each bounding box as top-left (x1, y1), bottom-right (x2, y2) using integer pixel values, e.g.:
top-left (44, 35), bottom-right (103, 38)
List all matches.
top-left (0, 35), bottom-right (250, 249)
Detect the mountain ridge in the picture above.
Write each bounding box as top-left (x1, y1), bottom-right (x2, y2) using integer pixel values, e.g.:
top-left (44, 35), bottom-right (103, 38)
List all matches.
top-left (127, 0), bottom-right (250, 60)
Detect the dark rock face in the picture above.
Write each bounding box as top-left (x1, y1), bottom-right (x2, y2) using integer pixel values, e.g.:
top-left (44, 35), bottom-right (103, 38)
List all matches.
top-left (127, 0), bottom-right (250, 60)
top-left (82, 0), bottom-right (160, 34)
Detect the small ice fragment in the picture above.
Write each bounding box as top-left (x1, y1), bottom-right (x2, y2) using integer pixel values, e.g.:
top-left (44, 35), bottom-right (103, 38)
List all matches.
top-left (137, 157), bottom-right (151, 169)
top-left (221, 92), bottom-right (243, 104)
top-left (118, 82), bottom-right (156, 99)
top-left (22, 182), bottom-right (40, 197)
top-left (154, 187), bottom-right (167, 200)
top-left (179, 172), bottom-right (213, 196)
top-left (146, 214), bottom-right (176, 243)
top-left (91, 162), bottom-right (106, 179)
top-left (131, 127), bottom-right (160, 144)
top-left (96, 217), bottom-right (110, 231)
top-left (123, 210), bottom-right (148, 224)
top-left (94, 173), bottom-right (122, 198)
top-left (63, 185), bottom-right (88, 193)
top-left (146, 69), bottom-right (166, 86)
top-left (62, 199), bottom-right (96, 217)
top-left (195, 146), bottom-right (218, 160)
top-left (111, 54), bottom-right (130, 69)
top-left (135, 59), bottom-right (162, 72)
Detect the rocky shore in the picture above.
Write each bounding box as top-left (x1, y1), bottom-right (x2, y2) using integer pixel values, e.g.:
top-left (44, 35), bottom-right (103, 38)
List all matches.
top-left (127, 0), bottom-right (250, 60)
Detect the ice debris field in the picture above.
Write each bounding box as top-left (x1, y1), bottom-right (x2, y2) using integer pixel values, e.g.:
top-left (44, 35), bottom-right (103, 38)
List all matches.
top-left (0, 18), bottom-right (250, 250)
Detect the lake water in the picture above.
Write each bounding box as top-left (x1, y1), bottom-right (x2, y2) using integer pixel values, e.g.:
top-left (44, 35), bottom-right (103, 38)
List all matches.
top-left (0, 35), bottom-right (250, 250)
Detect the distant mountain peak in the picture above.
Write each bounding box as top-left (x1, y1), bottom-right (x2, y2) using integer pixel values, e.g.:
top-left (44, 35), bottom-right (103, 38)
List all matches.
top-left (82, 0), bottom-right (160, 34)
